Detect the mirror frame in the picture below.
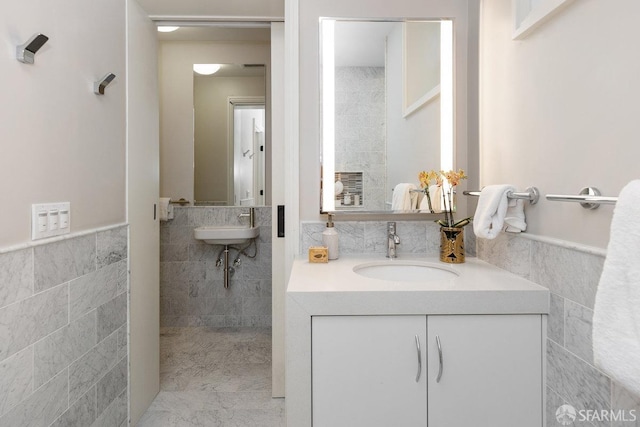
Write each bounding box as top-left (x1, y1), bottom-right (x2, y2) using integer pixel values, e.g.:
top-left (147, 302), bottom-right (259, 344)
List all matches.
top-left (319, 17), bottom-right (454, 215)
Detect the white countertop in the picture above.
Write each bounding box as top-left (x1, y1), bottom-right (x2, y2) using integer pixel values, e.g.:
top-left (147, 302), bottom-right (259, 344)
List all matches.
top-left (287, 255), bottom-right (549, 315)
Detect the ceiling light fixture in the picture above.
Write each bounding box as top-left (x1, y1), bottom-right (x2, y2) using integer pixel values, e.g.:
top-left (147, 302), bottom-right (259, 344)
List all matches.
top-left (193, 64), bottom-right (221, 75)
top-left (157, 26), bottom-right (179, 33)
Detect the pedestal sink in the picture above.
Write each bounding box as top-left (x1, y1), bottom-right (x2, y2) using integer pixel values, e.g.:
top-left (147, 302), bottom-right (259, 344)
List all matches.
top-left (353, 260), bottom-right (458, 282)
top-left (193, 226), bottom-right (259, 245)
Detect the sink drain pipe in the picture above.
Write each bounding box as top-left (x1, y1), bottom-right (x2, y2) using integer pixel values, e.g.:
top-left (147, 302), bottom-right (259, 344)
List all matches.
top-left (217, 239), bottom-right (258, 289)
top-left (223, 245), bottom-right (231, 289)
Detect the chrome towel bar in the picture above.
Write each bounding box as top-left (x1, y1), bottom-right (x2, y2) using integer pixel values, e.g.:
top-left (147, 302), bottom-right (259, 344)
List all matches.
top-left (545, 187), bottom-right (617, 210)
top-left (463, 186), bottom-right (540, 204)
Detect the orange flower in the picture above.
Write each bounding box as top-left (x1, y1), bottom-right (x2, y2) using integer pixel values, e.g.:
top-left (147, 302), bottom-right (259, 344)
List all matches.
top-left (418, 170), bottom-right (438, 189)
top-left (443, 169), bottom-right (467, 187)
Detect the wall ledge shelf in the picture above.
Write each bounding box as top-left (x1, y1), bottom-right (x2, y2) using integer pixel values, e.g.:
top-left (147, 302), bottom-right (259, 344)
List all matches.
top-left (512, 0), bottom-right (576, 40)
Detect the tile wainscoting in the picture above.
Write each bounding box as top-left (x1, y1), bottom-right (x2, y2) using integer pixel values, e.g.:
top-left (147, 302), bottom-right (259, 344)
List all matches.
top-left (0, 225), bottom-right (129, 427)
top-left (160, 207), bottom-right (272, 328)
top-left (300, 220), bottom-right (476, 257)
top-left (477, 233), bottom-right (640, 427)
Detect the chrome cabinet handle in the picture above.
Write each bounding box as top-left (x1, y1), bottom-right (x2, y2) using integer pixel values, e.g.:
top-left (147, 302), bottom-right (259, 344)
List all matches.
top-left (415, 335), bottom-right (422, 383)
top-left (436, 335), bottom-right (443, 383)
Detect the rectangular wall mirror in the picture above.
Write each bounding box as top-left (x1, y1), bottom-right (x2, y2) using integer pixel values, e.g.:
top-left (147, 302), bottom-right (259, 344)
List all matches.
top-left (320, 18), bottom-right (453, 213)
top-left (194, 63), bottom-right (267, 206)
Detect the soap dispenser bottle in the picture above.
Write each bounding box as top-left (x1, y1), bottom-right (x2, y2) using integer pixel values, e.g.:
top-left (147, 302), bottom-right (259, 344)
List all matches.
top-left (322, 213), bottom-right (339, 260)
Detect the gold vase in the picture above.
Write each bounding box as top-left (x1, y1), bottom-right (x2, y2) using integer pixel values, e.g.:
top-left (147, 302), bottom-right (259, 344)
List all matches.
top-left (439, 227), bottom-right (465, 264)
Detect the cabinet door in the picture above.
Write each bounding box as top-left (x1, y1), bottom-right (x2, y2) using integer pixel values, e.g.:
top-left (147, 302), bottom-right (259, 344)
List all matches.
top-left (427, 315), bottom-right (543, 427)
top-left (312, 316), bottom-right (427, 427)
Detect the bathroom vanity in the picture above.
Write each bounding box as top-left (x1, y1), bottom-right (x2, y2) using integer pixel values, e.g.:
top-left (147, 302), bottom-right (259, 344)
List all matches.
top-left (286, 256), bottom-right (549, 427)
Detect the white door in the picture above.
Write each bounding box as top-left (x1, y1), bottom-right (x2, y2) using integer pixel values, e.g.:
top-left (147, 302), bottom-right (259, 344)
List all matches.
top-left (270, 22), bottom-right (286, 397)
top-left (312, 316), bottom-right (428, 427)
top-left (427, 315), bottom-right (543, 427)
top-left (126, 0), bottom-right (160, 424)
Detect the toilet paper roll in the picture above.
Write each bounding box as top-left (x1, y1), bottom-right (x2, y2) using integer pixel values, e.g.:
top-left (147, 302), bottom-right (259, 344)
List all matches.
top-left (159, 198), bottom-right (171, 221)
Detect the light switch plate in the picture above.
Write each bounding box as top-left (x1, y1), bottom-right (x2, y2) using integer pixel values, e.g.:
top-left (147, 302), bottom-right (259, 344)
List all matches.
top-left (32, 202), bottom-right (70, 240)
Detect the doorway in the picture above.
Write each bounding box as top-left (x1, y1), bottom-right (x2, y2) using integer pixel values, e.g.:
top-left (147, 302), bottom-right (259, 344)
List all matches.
top-left (230, 99), bottom-right (266, 207)
top-left (140, 20), bottom-right (284, 424)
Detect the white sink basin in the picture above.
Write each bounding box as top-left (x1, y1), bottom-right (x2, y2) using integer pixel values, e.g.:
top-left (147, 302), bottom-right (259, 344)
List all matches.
top-left (193, 226), bottom-right (259, 245)
top-left (353, 261), bottom-right (458, 282)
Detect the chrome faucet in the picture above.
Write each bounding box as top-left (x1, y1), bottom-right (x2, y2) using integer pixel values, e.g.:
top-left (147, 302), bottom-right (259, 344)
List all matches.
top-left (387, 222), bottom-right (400, 258)
top-left (238, 207), bottom-right (255, 227)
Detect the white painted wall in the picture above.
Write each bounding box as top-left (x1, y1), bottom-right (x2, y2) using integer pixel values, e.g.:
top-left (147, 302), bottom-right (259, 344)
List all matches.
top-left (159, 41), bottom-right (270, 203)
top-left (136, 0), bottom-right (283, 19)
top-left (299, 0), bottom-right (474, 221)
top-left (480, 0), bottom-right (640, 248)
top-left (386, 23), bottom-right (441, 200)
top-left (0, 0), bottom-right (126, 248)
top-left (404, 21), bottom-right (440, 107)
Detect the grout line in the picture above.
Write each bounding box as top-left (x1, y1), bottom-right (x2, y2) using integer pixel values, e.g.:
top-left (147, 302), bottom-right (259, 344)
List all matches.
top-left (547, 337), bottom-right (613, 390)
top-left (562, 295), bottom-right (566, 348)
top-left (31, 246), bottom-right (35, 300)
top-left (95, 233), bottom-right (98, 272)
top-left (2, 282), bottom-right (70, 358)
top-left (67, 366), bottom-right (70, 415)
top-left (32, 344), bottom-right (35, 394)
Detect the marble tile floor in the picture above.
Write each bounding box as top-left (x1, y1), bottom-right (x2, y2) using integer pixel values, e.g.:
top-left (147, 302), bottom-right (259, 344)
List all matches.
top-left (137, 327), bottom-right (285, 426)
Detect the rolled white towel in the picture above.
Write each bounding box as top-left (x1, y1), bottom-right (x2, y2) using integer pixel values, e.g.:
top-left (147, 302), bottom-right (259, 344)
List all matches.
top-left (473, 185), bottom-right (515, 239)
top-left (504, 199), bottom-right (527, 233)
top-left (392, 183), bottom-right (418, 210)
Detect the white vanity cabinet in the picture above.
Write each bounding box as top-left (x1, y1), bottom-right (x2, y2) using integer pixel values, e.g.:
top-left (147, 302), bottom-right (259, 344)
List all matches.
top-left (426, 315), bottom-right (543, 427)
top-left (312, 314), bottom-right (543, 427)
top-left (312, 316), bottom-right (428, 427)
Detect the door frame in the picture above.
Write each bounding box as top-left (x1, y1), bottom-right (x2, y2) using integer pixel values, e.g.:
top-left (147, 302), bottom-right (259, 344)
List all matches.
top-left (147, 15), bottom-right (292, 398)
top-left (227, 96), bottom-right (266, 206)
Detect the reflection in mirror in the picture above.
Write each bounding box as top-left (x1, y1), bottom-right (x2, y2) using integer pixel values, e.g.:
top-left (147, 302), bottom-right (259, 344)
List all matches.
top-left (194, 63), bottom-right (266, 206)
top-left (320, 19), bottom-right (453, 213)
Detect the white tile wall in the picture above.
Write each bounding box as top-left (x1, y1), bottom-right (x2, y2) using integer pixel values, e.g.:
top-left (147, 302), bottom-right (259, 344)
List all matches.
top-left (477, 232), bottom-right (640, 427)
top-left (0, 225), bottom-right (129, 427)
top-left (160, 207), bottom-right (272, 327)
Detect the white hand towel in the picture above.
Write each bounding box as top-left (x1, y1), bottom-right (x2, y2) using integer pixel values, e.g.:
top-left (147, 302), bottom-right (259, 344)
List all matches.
top-left (410, 187), bottom-right (419, 210)
top-left (419, 191), bottom-right (430, 211)
top-left (504, 199), bottom-right (527, 233)
top-left (431, 185), bottom-right (442, 212)
top-left (159, 197), bottom-right (171, 221)
top-left (472, 185), bottom-right (515, 239)
top-left (593, 180), bottom-right (640, 397)
top-left (392, 183), bottom-right (418, 210)
top-left (419, 185), bottom-right (443, 212)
